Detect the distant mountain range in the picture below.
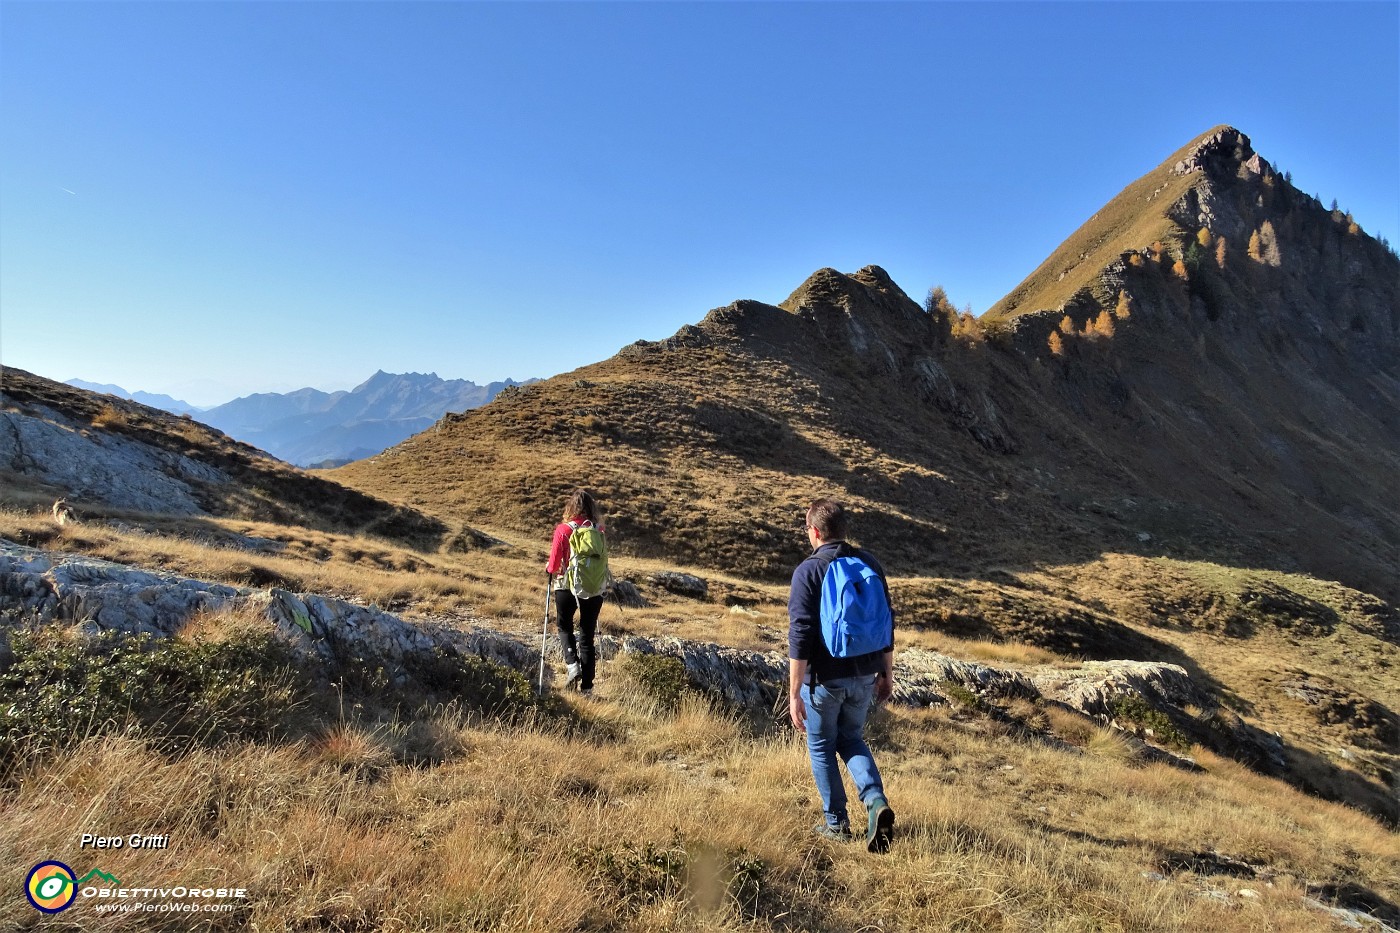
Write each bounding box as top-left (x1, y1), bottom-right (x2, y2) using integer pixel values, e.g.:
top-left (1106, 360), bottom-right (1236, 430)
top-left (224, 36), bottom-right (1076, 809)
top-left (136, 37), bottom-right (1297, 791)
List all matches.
top-left (64, 380), bottom-right (203, 416)
top-left (66, 371), bottom-right (533, 467)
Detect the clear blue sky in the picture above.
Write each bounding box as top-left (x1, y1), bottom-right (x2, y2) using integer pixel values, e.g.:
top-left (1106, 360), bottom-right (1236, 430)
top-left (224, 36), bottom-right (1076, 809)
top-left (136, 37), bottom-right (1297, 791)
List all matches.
top-left (3, 2), bottom-right (1396, 407)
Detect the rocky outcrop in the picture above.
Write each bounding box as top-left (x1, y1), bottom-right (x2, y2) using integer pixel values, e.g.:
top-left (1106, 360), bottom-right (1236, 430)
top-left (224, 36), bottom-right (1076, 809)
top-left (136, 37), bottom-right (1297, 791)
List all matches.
top-left (0, 539), bottom-right (1277, 763)
top-left (609, 629), bottom-right (1202, 745)
top-left (0, 541), bottom-right (532, 685)
top-left (647, 572), bottom-right (709, 600)
top-left (1, 406), bottom-right (224, 515)
top-left (1030, 660), bottom-right (1203, 719)
top-left (910, 358), bottom-right (1019, 454)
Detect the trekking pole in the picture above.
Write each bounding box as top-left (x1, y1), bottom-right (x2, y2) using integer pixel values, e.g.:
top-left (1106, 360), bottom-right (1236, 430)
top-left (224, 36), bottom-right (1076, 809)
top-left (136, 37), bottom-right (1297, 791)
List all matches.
top-left (538, 574), bottom-right (552, 694)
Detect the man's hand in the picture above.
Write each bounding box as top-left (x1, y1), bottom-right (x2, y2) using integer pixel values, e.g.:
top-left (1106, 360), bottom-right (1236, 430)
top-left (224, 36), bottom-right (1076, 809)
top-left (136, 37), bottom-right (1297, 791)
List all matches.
top-left (789, 692), bottom-right (806, 732)
top-left (788, 658), bottom-right (808, 732)
top-left (875, 651), bottom-right (894, 703)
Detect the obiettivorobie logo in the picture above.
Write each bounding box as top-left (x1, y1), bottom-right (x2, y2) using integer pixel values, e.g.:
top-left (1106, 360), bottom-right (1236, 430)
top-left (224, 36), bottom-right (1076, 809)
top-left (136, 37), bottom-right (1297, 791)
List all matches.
top-left (25, 860), bottom-right (246, 914)
top-left (24, 862), bottom-right (118, 913)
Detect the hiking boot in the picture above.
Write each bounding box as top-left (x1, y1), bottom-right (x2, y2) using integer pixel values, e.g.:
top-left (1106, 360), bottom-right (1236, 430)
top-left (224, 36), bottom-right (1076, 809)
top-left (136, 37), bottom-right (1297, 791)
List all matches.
top-left (865, 797), bottom-right (895, 853)
top-left (565, 662), bottom-right (582, 689)
top-left (814, 821), bottom-right (853, 843)
top-left (579, 687), bottom-right (594, 698)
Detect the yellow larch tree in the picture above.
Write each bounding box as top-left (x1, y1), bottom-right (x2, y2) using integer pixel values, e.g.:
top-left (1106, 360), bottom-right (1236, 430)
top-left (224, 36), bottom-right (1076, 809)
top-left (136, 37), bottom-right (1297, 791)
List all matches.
top-left (1115, 290), bottom-right (1134, 319)
top-left (1093, 310), bottom-right (1116, 338)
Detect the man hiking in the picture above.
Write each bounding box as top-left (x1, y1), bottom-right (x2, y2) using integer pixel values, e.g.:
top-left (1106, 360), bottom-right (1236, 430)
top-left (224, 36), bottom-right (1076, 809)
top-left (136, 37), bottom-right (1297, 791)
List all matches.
top-left (788, 498), bottom-right (896, 852)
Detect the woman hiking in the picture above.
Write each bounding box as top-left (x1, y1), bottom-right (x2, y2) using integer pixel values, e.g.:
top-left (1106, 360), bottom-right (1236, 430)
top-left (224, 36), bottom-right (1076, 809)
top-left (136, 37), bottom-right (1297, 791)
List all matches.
top-left (545, 488), bottom-right (609, 696)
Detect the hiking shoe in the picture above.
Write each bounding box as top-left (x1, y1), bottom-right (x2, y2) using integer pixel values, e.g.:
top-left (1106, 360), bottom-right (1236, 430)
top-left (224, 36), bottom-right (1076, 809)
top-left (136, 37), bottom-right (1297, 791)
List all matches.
top-left (565, 662), bottom-right (582, 689)
top-left (814, 821), bottom-right (853, 843)
top-left (579, 687), bottom-right (593, 698)
top-left (865, 797), bottom-right (895, 853)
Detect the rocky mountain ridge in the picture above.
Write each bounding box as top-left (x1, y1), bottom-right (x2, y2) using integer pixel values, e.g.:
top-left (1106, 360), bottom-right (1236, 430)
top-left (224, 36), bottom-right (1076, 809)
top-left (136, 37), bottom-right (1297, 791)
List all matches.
top-left (337, 126), bottom-right (1399, 605)
top-left (199, 370), bottom-right (533, 467)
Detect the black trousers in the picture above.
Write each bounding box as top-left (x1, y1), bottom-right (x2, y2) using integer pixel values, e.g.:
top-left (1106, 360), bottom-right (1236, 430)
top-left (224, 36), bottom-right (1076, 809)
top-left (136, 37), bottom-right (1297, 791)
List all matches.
top-left (554, 590), bottom-right (604, 689)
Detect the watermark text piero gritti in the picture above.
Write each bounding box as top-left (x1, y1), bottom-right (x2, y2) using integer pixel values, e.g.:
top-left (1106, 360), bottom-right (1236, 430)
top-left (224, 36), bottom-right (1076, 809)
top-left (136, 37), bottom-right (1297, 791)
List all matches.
top-left (81, 833), bottom-right (170, 850)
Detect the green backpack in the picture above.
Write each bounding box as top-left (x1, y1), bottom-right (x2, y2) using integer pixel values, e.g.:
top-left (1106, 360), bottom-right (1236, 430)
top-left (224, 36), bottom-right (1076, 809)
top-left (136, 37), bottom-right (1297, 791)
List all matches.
top-left (565, 520), bottom-right (609, 599)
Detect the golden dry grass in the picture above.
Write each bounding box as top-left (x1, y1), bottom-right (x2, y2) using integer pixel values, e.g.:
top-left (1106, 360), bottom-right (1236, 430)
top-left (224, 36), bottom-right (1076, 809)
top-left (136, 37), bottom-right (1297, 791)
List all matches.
top-left (2, 691), bottom-right (1396, 932)
top-left (3, 504), bottom-right (1398, 930)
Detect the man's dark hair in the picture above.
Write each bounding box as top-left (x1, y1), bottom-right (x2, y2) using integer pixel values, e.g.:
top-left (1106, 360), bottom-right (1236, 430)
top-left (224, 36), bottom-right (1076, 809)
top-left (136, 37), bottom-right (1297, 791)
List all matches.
top-left (807, 498), bottom-right (848, 541)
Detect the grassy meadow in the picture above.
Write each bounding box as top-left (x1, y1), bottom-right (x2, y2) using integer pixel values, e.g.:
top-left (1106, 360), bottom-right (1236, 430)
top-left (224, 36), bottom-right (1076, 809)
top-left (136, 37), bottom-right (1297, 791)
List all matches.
top-left (1, 501), bottom-right (1397, 932)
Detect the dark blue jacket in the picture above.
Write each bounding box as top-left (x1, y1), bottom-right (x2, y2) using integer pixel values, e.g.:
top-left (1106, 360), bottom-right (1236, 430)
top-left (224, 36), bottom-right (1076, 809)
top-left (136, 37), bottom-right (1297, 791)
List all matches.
top-left (788, 541), bottom-right (894, 683)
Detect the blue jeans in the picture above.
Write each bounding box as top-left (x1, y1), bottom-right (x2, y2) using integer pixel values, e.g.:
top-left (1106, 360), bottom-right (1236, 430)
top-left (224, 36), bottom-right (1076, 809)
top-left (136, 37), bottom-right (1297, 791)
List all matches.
top-left (802, 673), bottom-right (885, 828)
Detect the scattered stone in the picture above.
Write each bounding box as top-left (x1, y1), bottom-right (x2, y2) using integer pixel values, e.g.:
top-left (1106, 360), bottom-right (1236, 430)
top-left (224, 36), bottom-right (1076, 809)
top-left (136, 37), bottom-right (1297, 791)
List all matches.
top-left (647, 571), bottom-right (708, 600)
top-left (609, 579), bottom-right (646, 608)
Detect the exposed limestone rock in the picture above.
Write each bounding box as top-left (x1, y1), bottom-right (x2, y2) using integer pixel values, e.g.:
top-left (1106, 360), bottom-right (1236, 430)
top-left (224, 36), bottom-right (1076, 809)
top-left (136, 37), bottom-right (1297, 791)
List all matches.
top-left (892, 646), bottom-right (1038, 705)
top-left (1030, 660), bottom-right (1204, 719)
top-left (609, 579), bottom-right (647, 608)
top-left (648, 571), bottom-right (709, 600)
top-left (1171, 126), bottom-right (1254, 178)
top-left (0, 540), bottom-right (532, 687)
top-left (0, 539), bottom-right (1251, 757)
top-left (911, 358), bottom-right (1019, 454)
top-left (612, 635), bottom-right (785, 713)
top-left (1, 407), bottom-right (224, 515)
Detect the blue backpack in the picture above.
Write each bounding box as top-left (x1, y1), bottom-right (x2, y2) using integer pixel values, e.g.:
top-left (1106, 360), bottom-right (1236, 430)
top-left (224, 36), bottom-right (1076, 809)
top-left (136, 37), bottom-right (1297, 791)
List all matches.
top-left (819, 552), bottom-right (893, 658)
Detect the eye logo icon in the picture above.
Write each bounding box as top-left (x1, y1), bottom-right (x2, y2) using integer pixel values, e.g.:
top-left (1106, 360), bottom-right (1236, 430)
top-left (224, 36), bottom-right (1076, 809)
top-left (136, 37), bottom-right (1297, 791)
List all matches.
top-left (26, 861), bottom-right (77, 913)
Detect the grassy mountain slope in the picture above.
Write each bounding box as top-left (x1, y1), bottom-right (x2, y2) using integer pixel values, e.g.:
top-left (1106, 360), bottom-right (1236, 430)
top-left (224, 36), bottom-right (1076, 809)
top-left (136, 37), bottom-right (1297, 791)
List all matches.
top-left (984, 126), bottom-right (1225, 322)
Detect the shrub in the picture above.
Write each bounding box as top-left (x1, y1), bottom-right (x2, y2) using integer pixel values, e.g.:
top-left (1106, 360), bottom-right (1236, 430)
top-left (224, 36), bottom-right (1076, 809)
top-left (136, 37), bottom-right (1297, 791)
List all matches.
top-left (939, 679), bottom-right (985, 711)
top-left (0, 626), bottom-right (307, 769)
top-left (1048, 331), bottom-right (1065, 357)
top-left (402, 648), bottom-right (564, 719)
top-left (615, 652), bottom-right (693, 712)
top-left (1107, 694), bottom-right (1190, 751)
top-left (90, 405), bottom-right (129, 430)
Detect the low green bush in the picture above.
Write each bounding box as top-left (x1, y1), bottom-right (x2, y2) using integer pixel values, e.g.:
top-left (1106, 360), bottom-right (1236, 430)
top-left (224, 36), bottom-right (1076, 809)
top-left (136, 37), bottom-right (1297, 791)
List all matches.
top-left (0, 626), bottom-right (308, 770)
top-left (402, 647), bottom-right (568, 719)
top-left (615, 652), bottom-right (692, 712)
top-left (1107, 694), bottom-right (1190, 751)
